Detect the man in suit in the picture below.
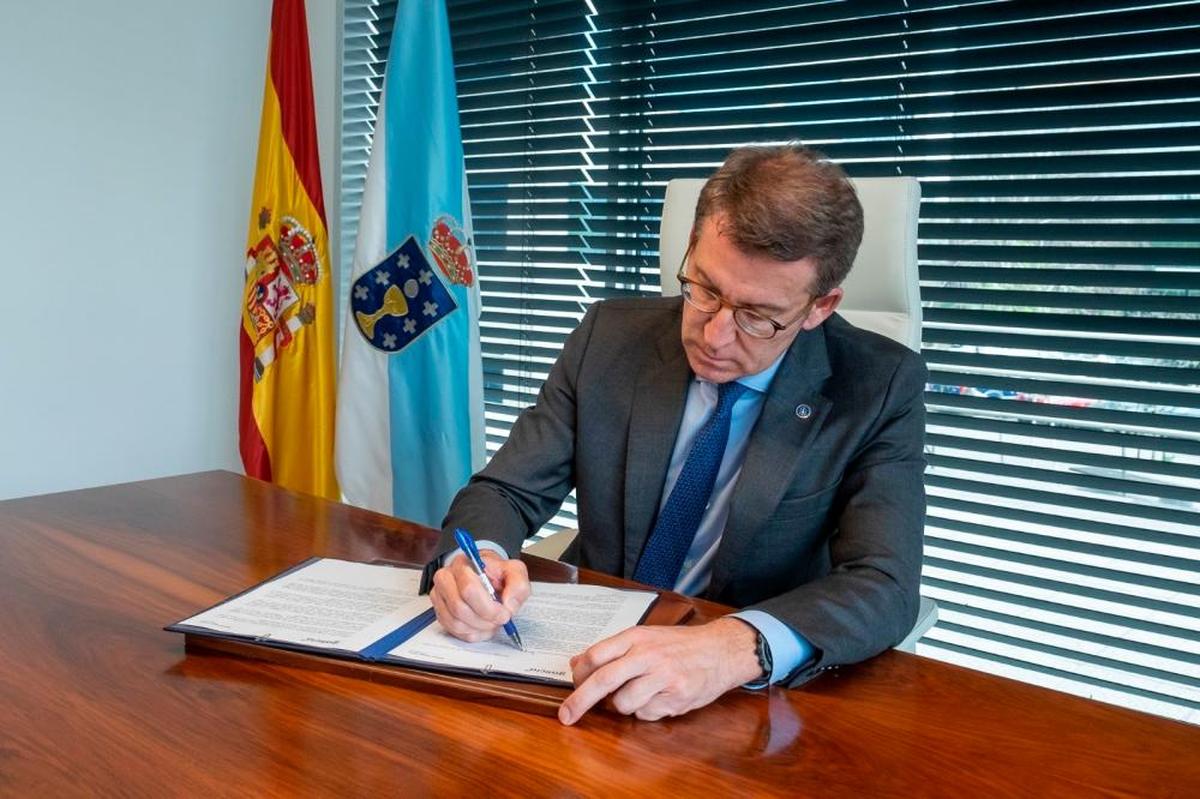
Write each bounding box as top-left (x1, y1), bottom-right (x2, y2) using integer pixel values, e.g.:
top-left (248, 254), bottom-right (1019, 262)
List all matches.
top-left (428, 144), bottom-right (927, 724)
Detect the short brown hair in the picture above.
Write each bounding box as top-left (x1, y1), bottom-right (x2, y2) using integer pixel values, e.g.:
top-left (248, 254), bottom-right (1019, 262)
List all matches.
top-left (690, 144), bottom-right (864, 296)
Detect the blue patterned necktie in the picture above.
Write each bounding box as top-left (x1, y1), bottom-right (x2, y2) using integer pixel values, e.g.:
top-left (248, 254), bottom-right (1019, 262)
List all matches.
top-left (633, 380), bottom-right (749, 589)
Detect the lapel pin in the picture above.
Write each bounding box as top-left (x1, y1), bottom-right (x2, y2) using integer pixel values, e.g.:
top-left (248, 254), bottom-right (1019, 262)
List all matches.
top-left (795, 404), bottom-right (812, 419)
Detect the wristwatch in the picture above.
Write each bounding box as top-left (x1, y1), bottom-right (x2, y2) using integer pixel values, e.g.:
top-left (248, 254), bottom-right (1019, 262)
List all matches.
top-left (753, 630), bottom-right (774, 686)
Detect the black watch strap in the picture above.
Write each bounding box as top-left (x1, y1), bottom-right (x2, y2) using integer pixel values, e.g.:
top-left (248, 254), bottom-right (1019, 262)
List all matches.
top-left (754, 630), bottom-right (773, 684)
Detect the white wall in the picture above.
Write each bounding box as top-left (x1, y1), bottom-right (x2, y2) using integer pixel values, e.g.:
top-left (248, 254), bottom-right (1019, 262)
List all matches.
top-left (0, 0), bottom-right (340, 501)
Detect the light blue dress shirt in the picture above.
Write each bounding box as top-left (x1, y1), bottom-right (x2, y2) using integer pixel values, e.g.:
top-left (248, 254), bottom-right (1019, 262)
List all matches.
top-left (662, 354), bottom-right (814, 686)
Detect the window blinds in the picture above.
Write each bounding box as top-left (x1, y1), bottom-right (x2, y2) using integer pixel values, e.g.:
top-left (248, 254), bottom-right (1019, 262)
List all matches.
top-left (340, 0), bottom-right (395, 322)
top-left (344, 0), bottom-right (1200, 723)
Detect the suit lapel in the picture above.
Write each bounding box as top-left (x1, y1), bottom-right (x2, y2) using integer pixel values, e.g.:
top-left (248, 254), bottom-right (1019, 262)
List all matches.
top-left (622, 315), bottom-right (692, 578)
top-left (709, 324), bottom-right (833, 596)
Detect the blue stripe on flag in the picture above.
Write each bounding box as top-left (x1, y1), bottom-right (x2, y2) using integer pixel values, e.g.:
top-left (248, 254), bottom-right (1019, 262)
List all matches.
top-left (377, 0), bottom-right (479, 526)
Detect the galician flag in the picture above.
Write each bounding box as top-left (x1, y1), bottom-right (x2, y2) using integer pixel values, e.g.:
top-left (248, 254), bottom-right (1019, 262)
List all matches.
top-left (239, 0), bottom-right (339, 500)
top-left (335, 0), bottom-right (484, 525)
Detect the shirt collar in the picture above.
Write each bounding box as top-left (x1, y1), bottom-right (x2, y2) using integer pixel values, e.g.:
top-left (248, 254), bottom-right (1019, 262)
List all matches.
top-left (696, 350), bottom-right (787, 395)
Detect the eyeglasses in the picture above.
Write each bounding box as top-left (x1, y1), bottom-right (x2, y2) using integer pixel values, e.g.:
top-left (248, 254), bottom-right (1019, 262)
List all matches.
top-left (676, 264), bottom-right (811, 340)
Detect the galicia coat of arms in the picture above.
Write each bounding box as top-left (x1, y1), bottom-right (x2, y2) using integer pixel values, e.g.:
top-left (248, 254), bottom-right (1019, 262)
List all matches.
top-left (350, 235), bottom-right (458, 353)
top-left (244, 214), bottom-right (321, 380)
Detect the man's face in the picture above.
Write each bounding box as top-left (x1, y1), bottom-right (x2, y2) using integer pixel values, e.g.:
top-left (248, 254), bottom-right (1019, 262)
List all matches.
top-left (679, 214), bottom-right (843, 383)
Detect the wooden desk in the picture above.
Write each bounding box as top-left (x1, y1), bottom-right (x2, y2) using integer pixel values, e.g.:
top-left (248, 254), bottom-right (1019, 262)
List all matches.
top-left (1, 471), bottom-right (1196, 797)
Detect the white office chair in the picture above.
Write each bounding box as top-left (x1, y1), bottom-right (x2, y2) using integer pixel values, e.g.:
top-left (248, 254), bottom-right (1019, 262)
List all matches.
top-left (525, 175), bottom-right (937, 651)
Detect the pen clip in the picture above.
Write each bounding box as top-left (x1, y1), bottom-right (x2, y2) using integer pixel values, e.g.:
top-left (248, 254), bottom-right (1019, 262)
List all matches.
top-left (454, 527), bottom-right (484, 567)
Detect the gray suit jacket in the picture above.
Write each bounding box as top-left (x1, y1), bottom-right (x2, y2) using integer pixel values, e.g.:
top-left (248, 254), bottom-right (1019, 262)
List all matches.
top-left (439, 297), bottom-right (927, 686)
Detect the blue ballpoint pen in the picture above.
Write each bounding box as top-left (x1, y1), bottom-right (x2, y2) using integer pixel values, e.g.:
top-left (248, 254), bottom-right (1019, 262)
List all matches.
top-left (453, 528), bottom-right (525, 651)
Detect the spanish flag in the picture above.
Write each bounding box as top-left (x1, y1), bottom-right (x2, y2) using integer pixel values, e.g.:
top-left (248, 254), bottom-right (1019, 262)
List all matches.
top-left (239, 0), bottom-right (338, 500)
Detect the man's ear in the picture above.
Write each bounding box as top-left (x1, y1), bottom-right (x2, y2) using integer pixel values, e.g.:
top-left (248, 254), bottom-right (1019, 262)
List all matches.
top-left (801, 287), bottom-right (843, 331)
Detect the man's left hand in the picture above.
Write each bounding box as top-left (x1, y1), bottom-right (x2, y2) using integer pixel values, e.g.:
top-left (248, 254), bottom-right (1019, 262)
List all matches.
top-left (558, 617), bottom-right (764, 725)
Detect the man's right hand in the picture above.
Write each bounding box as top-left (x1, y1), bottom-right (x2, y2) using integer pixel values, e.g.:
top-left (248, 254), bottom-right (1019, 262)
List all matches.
top-left (429, 550), bottom-right (531, 642)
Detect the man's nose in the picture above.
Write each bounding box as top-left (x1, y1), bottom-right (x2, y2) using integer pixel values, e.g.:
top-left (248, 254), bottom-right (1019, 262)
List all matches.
top-left (703, 306), bottom-right (738, 348)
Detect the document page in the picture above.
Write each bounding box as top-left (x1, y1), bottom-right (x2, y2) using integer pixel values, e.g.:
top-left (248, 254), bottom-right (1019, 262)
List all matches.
top-left (385, 582), bottom-right (656, 685)
top-left (176, 558), bottom-right (430, 652)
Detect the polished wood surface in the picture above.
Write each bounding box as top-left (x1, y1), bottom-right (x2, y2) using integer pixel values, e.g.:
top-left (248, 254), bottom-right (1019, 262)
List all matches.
top-left (1, 471), bottom-right (1197, 797)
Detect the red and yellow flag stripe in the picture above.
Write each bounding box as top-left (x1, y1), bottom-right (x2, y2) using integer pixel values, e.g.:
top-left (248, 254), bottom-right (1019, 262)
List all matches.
top-left (239, 0), bottom-right (338, 499)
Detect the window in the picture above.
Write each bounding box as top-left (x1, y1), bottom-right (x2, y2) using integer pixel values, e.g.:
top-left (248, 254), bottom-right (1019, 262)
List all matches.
top-left (343, 0), bottom-right (1200, 724)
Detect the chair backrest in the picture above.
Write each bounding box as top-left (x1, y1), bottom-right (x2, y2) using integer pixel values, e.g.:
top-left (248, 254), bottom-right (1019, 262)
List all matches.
top-left (658, 177), bottom-right (922, 351)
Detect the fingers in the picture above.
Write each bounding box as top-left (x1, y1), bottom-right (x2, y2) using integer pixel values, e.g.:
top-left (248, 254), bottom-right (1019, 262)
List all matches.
top-left (427, 586), bottom-right (494, 642)
top-left (496, 557), bottom-right (531, 615)
top-left (559, 631), bottom-right (640, 725)
top-left (557, 624), bottom-right (745, 725)
top-left (562, 658), bottom-right (683, 725)
top-left (569, 629), bottom-right (637, 685)
top-left (481, 551), bottom-right (508, 590)
top-left (451, 554), bottom-right (512, 623)
top-left (609, 674), bottom-right (670, 719)
top-left (561, 658), bottom-right (643, 725)
top-left (429, 554), bottom-right (514, 640)
top-left (474, 551), bottom-right (530, 617)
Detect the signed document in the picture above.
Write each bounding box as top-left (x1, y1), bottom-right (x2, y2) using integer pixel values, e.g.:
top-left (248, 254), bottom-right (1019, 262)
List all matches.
top-left (168, 558), bottom-right (657, 687)
top-left (388, 582), bottom-right (656, 684)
